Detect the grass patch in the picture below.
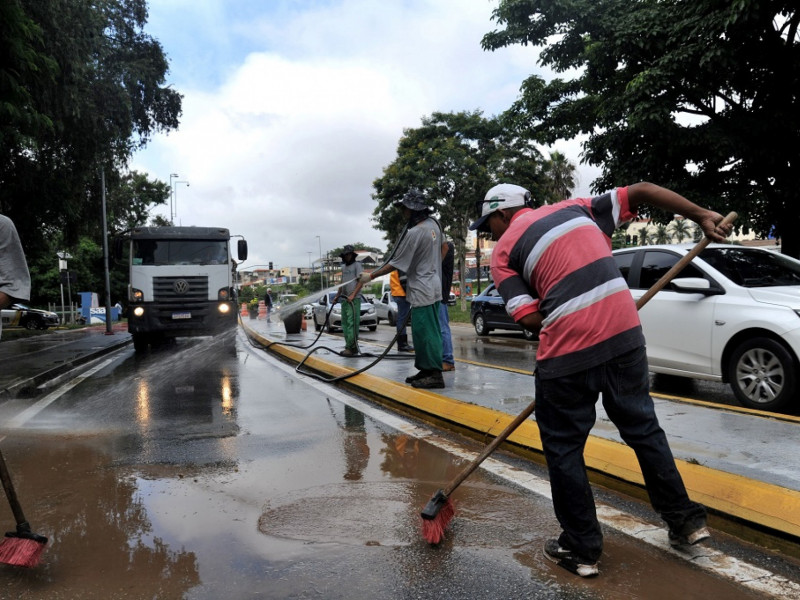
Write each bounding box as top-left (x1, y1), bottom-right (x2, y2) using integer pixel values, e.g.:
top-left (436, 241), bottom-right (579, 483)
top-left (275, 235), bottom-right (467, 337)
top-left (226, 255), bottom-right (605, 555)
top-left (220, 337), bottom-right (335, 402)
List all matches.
top-left (447, 302), bottom-right (472, 324)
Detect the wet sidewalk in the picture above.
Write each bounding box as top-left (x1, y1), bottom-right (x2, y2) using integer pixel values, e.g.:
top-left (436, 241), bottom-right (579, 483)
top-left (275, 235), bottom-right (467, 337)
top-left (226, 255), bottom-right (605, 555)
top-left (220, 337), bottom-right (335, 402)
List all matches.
top-left (241, 317), bottom-right (800, 549)
top-left (0, 323), bottom-right (131, 399)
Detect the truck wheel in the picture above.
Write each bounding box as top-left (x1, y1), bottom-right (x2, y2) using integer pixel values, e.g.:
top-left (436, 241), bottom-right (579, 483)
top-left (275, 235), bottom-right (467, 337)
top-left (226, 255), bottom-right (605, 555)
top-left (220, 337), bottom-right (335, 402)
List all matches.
top-left (728, 337), bottom-right (797, 412)
top-left (132, 334), bottom-right (149, 353)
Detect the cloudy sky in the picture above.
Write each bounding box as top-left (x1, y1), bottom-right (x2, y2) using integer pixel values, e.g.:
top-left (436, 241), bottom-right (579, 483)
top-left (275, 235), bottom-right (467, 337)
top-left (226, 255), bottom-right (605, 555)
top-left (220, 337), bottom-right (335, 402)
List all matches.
top-left (132, 0), bottom-right (598, 272)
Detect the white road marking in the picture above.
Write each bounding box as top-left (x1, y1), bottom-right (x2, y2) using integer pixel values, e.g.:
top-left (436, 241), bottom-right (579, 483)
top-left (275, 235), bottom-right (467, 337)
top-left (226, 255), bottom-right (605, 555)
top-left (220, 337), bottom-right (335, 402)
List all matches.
top-left (5, 358), bottom-right (115, 429)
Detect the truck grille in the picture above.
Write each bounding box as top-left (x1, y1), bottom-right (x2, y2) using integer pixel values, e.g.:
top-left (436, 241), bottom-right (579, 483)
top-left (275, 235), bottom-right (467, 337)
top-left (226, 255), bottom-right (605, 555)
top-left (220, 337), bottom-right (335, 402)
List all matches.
top-left (153, 276), bottom-right (209, 303)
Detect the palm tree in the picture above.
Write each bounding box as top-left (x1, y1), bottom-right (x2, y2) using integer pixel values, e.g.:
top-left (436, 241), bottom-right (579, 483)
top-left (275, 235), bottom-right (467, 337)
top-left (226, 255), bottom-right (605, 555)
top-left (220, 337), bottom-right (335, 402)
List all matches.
top-left (669, 217), bottom-right (692, 243)
top-left (651, 224), bottom-right (672, 245)
top-left (544, 151), bottom-right (575, 203)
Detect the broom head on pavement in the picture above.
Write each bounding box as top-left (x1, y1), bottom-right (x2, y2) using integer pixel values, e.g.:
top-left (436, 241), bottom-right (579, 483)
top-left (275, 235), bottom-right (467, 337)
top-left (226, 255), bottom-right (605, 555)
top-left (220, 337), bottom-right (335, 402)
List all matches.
top-left (420, 489), bottom-right (456, 544)
top-left (0, 523), bottom-right (48, 568)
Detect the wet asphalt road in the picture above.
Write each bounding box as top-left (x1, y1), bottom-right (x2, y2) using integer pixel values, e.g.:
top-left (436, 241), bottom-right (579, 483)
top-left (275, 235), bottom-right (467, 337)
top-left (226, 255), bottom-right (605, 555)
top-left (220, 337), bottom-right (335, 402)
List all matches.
top-left (0, 327), bottom-right (790, 598)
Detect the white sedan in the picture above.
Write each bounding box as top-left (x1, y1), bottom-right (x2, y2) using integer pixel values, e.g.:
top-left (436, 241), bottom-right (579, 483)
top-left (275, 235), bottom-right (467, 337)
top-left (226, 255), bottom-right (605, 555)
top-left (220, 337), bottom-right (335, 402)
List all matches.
top-left (612, 244), bottom-right (800, 412)
top-left (311, 292), bottom-right (378, 333)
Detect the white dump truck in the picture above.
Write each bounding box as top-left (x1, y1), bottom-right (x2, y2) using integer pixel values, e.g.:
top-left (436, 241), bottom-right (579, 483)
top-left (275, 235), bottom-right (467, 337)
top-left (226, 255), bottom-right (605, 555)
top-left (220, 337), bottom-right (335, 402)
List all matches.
top-left (121, 226), bottom-right (248, 352)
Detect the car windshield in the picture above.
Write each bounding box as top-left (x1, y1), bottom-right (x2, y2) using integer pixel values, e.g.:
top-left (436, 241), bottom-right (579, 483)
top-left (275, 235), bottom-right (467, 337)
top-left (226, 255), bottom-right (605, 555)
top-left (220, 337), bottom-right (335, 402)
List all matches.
top-left (700, 248), bottom-right (800, 287)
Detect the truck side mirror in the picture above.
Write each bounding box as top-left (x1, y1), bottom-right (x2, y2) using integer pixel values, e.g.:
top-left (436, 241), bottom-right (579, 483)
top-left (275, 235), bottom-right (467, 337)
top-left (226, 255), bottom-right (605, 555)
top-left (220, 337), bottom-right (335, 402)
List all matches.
top-left (237, 240), bottom-right (248, 262)
top-left (112, 237), bottom-right (124, 261)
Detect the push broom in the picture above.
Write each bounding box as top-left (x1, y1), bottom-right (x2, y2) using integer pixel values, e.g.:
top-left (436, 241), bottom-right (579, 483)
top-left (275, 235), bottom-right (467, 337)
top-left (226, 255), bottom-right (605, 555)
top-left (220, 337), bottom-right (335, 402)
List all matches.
top-left (420, 211), bottom-right (738, 544)
top-left (0, 446), bottom-right (48, 567)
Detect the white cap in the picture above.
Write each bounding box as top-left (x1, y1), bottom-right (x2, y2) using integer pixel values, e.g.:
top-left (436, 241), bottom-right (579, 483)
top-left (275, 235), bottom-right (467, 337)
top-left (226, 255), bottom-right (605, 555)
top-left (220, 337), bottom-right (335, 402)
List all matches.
top-left (469, 184), bottom-right (531, 232)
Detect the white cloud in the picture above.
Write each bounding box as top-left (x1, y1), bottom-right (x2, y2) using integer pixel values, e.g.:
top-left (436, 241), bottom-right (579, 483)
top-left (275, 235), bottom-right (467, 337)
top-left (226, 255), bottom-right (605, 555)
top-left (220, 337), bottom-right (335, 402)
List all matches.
top-left (133, 0), bottom-right (595, 271)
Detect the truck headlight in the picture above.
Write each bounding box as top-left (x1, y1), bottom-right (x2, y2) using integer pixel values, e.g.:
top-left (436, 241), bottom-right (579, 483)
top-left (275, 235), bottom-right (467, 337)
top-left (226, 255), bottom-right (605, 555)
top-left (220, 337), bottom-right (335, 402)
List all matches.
top-left (133, 306), bottom-right (145, 317)
top-left (218, 288), bottom-right (230, 301)
top-left (131, 288), bottom-right (144, 302)
top-left (218, 303), bottom-right (230, 314)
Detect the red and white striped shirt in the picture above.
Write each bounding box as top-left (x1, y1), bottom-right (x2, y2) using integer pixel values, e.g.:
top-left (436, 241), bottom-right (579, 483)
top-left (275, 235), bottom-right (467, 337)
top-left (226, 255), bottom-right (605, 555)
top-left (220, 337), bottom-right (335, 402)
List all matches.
top-left (490, 187), bottom-right (644, 379)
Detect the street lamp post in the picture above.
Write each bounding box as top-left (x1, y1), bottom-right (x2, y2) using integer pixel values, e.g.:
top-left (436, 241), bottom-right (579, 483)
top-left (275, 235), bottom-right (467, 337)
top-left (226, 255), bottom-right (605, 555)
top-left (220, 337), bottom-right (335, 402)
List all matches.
top-left (316, 236), bottom-right (326, 289)
top-left (169, 173), bottom-right (178, 223)
top-left (173, 180), bottom-right (189, 223)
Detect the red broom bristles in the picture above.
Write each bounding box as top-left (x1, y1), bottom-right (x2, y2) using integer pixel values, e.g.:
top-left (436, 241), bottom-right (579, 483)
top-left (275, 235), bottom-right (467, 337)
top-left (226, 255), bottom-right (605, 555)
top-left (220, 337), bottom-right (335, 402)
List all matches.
top-left (420, 496), bottom-right (455, 544)
top-left (0, 536), bottom-right (47, 568)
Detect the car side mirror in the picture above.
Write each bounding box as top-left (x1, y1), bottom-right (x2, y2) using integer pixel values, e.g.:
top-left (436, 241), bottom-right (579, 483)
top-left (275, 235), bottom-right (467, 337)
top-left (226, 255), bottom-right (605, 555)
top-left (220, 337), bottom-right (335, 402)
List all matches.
top-left (671, 277), bottom-right (724, 296)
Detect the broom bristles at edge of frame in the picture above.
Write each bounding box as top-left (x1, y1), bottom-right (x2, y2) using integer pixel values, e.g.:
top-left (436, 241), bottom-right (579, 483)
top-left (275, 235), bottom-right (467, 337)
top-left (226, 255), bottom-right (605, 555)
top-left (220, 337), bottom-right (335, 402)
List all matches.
top-left (0, 536), bottom-right (47, 568)
top-left (421, 497), bottom-right (455, 544)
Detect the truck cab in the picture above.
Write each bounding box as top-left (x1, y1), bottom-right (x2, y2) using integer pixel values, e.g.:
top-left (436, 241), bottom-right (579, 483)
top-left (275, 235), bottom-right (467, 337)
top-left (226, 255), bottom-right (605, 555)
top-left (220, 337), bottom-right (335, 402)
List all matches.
top-left (124, 226), bottom-right (247, 351)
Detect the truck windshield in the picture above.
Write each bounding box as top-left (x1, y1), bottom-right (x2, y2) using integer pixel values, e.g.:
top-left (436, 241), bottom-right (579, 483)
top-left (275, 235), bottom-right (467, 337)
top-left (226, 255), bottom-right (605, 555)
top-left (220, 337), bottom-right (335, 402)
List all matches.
top-left (132, 240), bottom-right (229, 266)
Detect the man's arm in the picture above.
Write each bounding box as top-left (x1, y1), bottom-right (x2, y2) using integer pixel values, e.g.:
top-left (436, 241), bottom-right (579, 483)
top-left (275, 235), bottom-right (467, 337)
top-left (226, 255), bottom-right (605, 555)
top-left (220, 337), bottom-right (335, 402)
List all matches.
top-left (627, 182), bottom-right (732, 242)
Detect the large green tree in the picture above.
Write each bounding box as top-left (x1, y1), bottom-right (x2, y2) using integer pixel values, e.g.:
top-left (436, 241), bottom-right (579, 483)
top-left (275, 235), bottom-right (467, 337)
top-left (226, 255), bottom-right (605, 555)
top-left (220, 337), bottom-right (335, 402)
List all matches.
top-left (483, 1), bottom-right (800, 256)
top-left (1, 0), bottom-right (181, 303)
top-left (372, 110), bottom-right (554, 300)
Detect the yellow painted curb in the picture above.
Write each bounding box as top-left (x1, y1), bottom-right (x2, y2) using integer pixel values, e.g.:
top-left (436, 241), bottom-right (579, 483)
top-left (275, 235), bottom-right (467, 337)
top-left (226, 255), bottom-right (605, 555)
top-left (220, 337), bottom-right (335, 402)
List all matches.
top-left (242, 322), bottom-right (800, 541)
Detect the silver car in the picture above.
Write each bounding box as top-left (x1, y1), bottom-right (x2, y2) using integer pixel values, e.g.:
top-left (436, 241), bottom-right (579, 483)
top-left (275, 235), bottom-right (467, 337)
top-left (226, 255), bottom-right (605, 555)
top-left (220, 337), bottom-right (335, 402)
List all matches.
top-left (374, 291), bottom-right (398, 325)
top-left (311, 292), bottom-right (378, 333)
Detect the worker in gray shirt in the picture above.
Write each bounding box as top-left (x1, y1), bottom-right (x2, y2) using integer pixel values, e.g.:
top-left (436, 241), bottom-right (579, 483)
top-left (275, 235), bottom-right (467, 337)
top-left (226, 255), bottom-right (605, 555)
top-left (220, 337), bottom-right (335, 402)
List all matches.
top-left (0, 215), bottom-right (31, 339)
top-left (336, 245), bottom-right (363, 357)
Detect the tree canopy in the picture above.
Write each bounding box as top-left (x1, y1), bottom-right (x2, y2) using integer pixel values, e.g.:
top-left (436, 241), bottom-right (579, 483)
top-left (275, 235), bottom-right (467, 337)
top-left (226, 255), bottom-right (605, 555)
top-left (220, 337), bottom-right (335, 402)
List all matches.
top-left (483, 0), bottom-right (800, 256)
top-left (371, 110), bottom-right (566, 298)
top-left (1, 0), bottom-right (181, 305)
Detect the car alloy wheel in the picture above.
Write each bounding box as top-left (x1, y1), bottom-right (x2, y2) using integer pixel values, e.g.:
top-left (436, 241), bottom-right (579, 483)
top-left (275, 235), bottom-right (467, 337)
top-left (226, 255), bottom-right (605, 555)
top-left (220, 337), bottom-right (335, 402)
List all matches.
top-left (24, 318), bottom-right (39, 330)
top-left (474, 313), bottom-right (489, 336)
top-left (729, 337), bottom-right (797, 412)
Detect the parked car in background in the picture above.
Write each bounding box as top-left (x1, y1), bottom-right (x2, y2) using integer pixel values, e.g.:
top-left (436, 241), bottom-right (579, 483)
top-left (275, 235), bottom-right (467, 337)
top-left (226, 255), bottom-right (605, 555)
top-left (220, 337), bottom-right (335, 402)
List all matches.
top-left (0, 303), bottom-right (60, 330)
top-left (311, 292), bottom-right (378, 333)
top-left (470, 284), bottom-right (537, 341)
top-left (374, 291), bottom-right (398, 325)
top-left (612, 244), bottom-right (800, 412)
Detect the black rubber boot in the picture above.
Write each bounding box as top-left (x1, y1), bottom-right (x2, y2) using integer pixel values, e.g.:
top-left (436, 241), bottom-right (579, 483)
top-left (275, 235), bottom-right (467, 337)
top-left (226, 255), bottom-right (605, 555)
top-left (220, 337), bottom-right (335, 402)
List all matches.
top-left (397, 334), bottom-right (414, 352)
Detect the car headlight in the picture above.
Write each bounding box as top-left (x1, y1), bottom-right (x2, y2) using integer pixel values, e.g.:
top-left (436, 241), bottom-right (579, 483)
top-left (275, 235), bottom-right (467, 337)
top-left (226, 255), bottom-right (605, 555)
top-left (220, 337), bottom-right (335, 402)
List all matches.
top-left (332, 305), bottom-right (342, 314)
top-left (365, 306), bottom-right (375, 315)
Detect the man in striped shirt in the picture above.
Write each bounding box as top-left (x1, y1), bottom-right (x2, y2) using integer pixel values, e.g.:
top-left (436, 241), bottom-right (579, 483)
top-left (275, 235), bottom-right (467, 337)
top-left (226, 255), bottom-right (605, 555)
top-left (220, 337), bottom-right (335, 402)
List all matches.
top-left (470, 182), bottom-right (731, 577)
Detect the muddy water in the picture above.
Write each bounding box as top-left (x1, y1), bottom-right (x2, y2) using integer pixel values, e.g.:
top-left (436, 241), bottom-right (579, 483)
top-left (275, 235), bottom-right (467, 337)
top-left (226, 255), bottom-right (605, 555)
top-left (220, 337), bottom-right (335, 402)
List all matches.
top-left (0, 337), bottom-right (774, 599)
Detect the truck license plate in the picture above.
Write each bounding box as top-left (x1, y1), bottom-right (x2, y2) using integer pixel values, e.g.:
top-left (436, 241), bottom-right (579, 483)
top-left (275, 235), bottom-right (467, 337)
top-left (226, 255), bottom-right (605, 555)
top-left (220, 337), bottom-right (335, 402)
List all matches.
top-left (172, 311), bottom-right (191, 320)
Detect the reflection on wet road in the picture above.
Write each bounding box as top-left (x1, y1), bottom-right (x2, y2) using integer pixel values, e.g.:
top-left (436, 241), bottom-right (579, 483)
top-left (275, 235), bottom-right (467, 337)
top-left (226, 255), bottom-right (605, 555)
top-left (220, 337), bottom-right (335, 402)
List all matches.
top-left (0, 332), bottom-right (788, 598)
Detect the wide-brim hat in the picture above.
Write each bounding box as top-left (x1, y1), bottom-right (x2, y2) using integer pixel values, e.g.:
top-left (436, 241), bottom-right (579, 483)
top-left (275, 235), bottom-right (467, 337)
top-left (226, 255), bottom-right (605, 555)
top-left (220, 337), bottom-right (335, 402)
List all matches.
top-left (469, 184), bottom-right (531, 232)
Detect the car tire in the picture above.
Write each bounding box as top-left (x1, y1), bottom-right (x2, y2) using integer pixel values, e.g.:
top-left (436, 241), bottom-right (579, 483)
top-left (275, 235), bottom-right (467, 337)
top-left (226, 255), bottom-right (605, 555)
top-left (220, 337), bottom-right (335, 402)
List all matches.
top-left (368, 325), bottom-right (377, 332)
top-left (474, 313), bottom-right (490, 336)
top-left (24, 318), bottom-right (38, 331)
top-left (728, 337), bottom-right (797, 412)
top-left (388, 312), bottom-right (396, 326)
top-left (326, 322), bottom-right (337, 333)
top-left (314, 317), bottom-right (322, 332)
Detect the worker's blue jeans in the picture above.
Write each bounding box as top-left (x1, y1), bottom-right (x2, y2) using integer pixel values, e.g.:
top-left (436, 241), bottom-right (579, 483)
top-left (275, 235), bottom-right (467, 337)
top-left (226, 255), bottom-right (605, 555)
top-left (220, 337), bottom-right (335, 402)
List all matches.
top-left (438, 302), bottom-right (453, 365)
top-left (534, 345), bottom-right (706, 561)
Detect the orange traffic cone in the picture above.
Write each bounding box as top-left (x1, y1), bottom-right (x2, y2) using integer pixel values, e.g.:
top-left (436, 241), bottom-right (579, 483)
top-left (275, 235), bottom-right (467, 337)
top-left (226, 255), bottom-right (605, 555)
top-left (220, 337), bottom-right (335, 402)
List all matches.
top-left (301, 316), bottom-right (307, 331)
